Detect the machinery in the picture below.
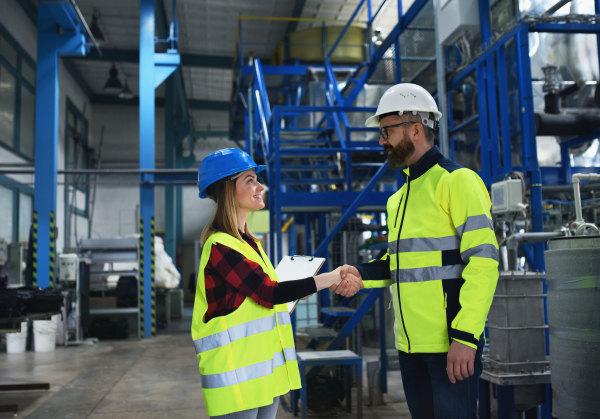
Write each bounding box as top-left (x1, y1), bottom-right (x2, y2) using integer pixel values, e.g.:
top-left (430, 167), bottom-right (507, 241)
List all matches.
top-left (58, 253), bottom-right (95, 346)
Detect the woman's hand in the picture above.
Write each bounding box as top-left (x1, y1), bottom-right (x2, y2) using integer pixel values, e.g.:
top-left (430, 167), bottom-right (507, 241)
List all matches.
top-left (313, 266), bottom-right (361, 294)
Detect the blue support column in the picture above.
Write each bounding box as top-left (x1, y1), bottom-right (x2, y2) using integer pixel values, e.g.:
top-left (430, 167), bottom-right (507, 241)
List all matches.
top-left (33, 1), bottom-right (86, 289)
top-left (140, 0), bottom-right (156, 338)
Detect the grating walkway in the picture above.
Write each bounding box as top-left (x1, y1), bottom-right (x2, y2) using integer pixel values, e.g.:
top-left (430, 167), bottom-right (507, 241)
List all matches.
top-left (0, 306), bottom-right (410, 419)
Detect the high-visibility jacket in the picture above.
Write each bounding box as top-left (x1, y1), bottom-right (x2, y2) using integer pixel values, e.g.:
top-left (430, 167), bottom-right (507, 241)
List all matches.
top-left (191, 232), bottom-right (301, 416)
top-left (360, 146), bottom-right (499, 353)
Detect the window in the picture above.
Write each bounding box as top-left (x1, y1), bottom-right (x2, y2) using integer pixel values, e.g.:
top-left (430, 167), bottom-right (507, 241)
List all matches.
top-left (0, 64), bottom-right (16, 148)
top-left (0, 176), bottom-right (33, 243)
top-left (0, 25), bottom-right (36, 160)
top-left (18, 192), bottom-right (32, 242)
top-left (64, 99), bottom-right (90, 247)
top-left (65, 99), bottom-right (90, 216)
top-left (0, 185), bottom-right (13, 241)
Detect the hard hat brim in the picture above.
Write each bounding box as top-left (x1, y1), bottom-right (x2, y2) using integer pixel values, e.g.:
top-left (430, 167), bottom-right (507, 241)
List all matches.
top-left (199, 165), bottom-right (267, 199)
top-left (365, 109), bottom-right (442, 127)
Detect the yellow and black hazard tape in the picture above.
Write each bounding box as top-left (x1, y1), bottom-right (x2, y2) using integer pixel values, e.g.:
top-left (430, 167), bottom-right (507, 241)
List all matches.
top-left (32, 211), bottom-right (38, 287)
top-left (49, 211), bottom-right (55, 288)
top-left (151, 217), bottom-right (156, 337)
top-left (139, 216), bottom-right (145, 338)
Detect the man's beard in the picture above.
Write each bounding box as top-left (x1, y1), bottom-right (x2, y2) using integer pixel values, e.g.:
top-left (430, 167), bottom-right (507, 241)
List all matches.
top-left (384, 131), bottom-right (415, 170)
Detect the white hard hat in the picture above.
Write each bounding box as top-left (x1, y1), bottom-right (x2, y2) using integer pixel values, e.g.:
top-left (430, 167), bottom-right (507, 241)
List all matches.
top-left (365, 83), bottom-right (442, 129)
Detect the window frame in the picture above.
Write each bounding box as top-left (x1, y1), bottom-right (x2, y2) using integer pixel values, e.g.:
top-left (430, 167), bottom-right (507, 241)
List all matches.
top-left (0, 23), bottom-right (36, 161)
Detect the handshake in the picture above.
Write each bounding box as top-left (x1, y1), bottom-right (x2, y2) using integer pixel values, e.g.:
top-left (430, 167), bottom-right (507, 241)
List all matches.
top-left (313, 265), bottom-right (363, 297)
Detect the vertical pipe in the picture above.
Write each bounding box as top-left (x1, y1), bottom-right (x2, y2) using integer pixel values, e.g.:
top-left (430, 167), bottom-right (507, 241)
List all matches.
top-left (139, 0), bottom-right (155, 338)
top-left (367, 0), bottom-right (374, 60)
top-left (478, 0), bottom-right (493, 49)
top-left (33, 2), bottom-right (59, 289)
top-left (304, 214), bottom-right (312, 255)
top-left (485, 55), bottom-right (501, 175)
top-left (515, 26), bottom-right (538, 169)
top-left (274, 107), bottom-right (283, 263)
top-left (476, 62), bottom-right (491, 184)
top-left (596, 0), bottom-right (600, 79)
top-left (164, 75), bottom-right (176, 265)
top-left (447, 89), bottom-right (455, 161)
top-left (433, 0), bottom-right (449, 157)
top-left (497, 45), bottom-right (513, 173)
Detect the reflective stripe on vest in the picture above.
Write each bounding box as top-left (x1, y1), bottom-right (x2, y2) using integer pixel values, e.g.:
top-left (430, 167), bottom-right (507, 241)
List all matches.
top-left (284, 347), bottom-right (297, 362)
top-left (201, 351), bottom-right (286, 389)
top-left (392, 264), bottom-right (465, 283)
top-left (388, 236), bottom-right (460, 254)
top-left (194, 312), bottom-right (292, 355)
top-left (455, 214), bottom-right (494, 238)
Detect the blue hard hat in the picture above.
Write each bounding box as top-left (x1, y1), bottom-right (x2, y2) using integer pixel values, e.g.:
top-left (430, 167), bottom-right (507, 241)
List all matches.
top-left (197, 148), bottom-right (267, 199)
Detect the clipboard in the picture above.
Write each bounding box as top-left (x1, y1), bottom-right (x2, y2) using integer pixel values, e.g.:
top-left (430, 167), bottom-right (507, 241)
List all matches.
top-left (275, 255), bottom-right (326, 314)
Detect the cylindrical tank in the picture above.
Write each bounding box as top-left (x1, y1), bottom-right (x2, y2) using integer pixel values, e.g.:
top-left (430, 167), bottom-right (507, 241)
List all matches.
top-left (272, 25), bottom-right (365, 65)
top-left (545, 236), bottom-right (600, 419)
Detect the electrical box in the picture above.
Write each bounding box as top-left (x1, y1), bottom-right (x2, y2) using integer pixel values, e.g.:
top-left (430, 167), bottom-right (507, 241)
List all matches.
top-left (437, 0), bottom-right (480, 46)
top-left (59, 254), bottom-right (79, 283)
top-left (491, 179), bottom-right (524, 214)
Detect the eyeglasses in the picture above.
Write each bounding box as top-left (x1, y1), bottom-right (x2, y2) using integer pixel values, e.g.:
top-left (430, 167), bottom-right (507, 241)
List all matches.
top-left (379, 121), bottom-right (414, 140)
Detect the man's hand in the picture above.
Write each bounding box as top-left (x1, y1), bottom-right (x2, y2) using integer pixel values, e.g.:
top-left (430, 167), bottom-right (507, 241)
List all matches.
top-left (446, 340), bottom-right (476, 384)
top-left (330, 265), bottom-right (363, 297)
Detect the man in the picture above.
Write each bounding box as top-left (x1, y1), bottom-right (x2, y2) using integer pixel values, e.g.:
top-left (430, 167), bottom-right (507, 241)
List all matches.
top-left (332, 83), bottom-right (499, 418)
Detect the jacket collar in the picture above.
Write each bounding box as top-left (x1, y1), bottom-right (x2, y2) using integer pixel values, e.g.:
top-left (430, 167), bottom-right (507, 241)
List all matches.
top-left (401, 146), bottom-right (444, 181)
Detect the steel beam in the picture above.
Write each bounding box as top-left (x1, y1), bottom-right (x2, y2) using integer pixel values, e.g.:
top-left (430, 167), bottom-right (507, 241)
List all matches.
top-left (33, 0), bottom-right (87, 289)
top-left (90, 95), bottom-right (229, 110)
top-left (72, 48), bottom-right (233, 68)
top-left (139, 0), bottom-right (156, 338)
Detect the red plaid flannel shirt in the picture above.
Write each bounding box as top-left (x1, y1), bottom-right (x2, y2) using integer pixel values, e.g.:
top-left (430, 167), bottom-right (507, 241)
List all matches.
top-left (203, 233), bottom-right (278, 322)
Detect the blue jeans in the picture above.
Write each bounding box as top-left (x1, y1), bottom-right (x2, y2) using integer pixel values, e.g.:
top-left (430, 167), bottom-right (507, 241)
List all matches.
top-left (398, 343), bottom-right (483, 419)
top-left (210, 396), bottom-right (279, 419)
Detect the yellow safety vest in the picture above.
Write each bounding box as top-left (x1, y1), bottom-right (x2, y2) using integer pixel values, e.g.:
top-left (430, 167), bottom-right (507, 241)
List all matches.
top-left (191, 232), bottom-right (301, 416)
top-left (363, 146), bottom-right (499, 353)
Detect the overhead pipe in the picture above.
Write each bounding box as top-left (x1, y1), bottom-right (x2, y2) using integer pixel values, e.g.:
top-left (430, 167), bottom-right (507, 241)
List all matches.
top-left (534, 111), bottom-right (600, 136)
top-left (572, 173), bottom-right (600, 235)
top-left (506, 232), bottom-right (563, 271)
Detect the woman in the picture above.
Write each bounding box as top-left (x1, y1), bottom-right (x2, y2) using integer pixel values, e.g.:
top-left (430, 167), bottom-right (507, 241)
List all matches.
top-left (192, 148), bottom-right (360, 419)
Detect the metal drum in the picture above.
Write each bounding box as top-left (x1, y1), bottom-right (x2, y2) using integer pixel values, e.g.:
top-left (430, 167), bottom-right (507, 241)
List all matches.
top-left (545, 236), bottom-right (600, 418)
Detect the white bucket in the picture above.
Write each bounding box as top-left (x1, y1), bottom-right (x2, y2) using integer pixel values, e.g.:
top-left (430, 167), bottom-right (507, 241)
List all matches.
top-left (6, 322), bottom-right (28, 354)
top-left (33, 317), bottom-right (58, 353)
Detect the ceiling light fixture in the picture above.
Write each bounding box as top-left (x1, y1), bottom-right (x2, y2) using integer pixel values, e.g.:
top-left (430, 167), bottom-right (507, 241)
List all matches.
top-left (119, 76), bottom-right (134, 99)
top-left (90, 10), bottom-right (105, 46)
top-left (103, 64), bottom-right (122, 94)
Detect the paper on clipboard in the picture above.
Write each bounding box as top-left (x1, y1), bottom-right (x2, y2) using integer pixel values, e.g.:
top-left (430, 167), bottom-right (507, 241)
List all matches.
top-left (275, 255), bottom-right (326, 314)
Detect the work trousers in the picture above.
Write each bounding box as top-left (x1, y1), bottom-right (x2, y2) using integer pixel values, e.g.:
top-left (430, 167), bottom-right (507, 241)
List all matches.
top-left (209, 396), bottom-right (279, 419)
top-left (398, 341), bottom-right (484, 419)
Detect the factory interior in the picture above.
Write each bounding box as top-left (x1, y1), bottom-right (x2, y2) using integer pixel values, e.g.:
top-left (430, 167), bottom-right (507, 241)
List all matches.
top-left (0, 0), bottom-right (599, 417)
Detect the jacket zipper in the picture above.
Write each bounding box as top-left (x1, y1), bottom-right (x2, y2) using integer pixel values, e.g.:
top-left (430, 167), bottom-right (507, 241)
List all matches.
top-left (393, 196), bottom-right (403, 228)
top-left (395, 176), bottom-right (411, 352)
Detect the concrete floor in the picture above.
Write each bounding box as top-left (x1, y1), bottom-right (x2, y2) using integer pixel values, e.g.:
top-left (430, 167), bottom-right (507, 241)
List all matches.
top-left (0, 307), bottom-right (410, 419)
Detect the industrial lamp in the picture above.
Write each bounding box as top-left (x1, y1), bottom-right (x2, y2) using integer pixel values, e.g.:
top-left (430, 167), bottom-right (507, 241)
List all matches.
top-left (119, 76), bottom-right (134, 99)
top-left (103, 64), bottom-right (122, 94)
top-left (90, 10), bottom-right (105, 46)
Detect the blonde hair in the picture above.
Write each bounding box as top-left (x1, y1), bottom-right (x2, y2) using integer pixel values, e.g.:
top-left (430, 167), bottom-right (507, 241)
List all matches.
top-left (201, 177), bottom-right (259, 245)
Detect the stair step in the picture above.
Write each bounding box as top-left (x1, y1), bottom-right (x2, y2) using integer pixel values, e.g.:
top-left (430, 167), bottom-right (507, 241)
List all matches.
top-left (320, 307), bottom-right (356, 317)
top-left (281, 165), bottom-right (337, 171)
top-left (280, 178), bottom-right (343, 185)
top-left (303, 327), bottom-right (338, 342)
top-left (280, 140), bottom-right (329, 144)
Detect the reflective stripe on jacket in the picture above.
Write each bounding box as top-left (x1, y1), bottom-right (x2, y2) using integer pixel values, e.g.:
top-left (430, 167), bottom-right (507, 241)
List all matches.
top-left (191, 232), bottom-right (301, 416)
top-left (362, 146), bottom-right (499, 353)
